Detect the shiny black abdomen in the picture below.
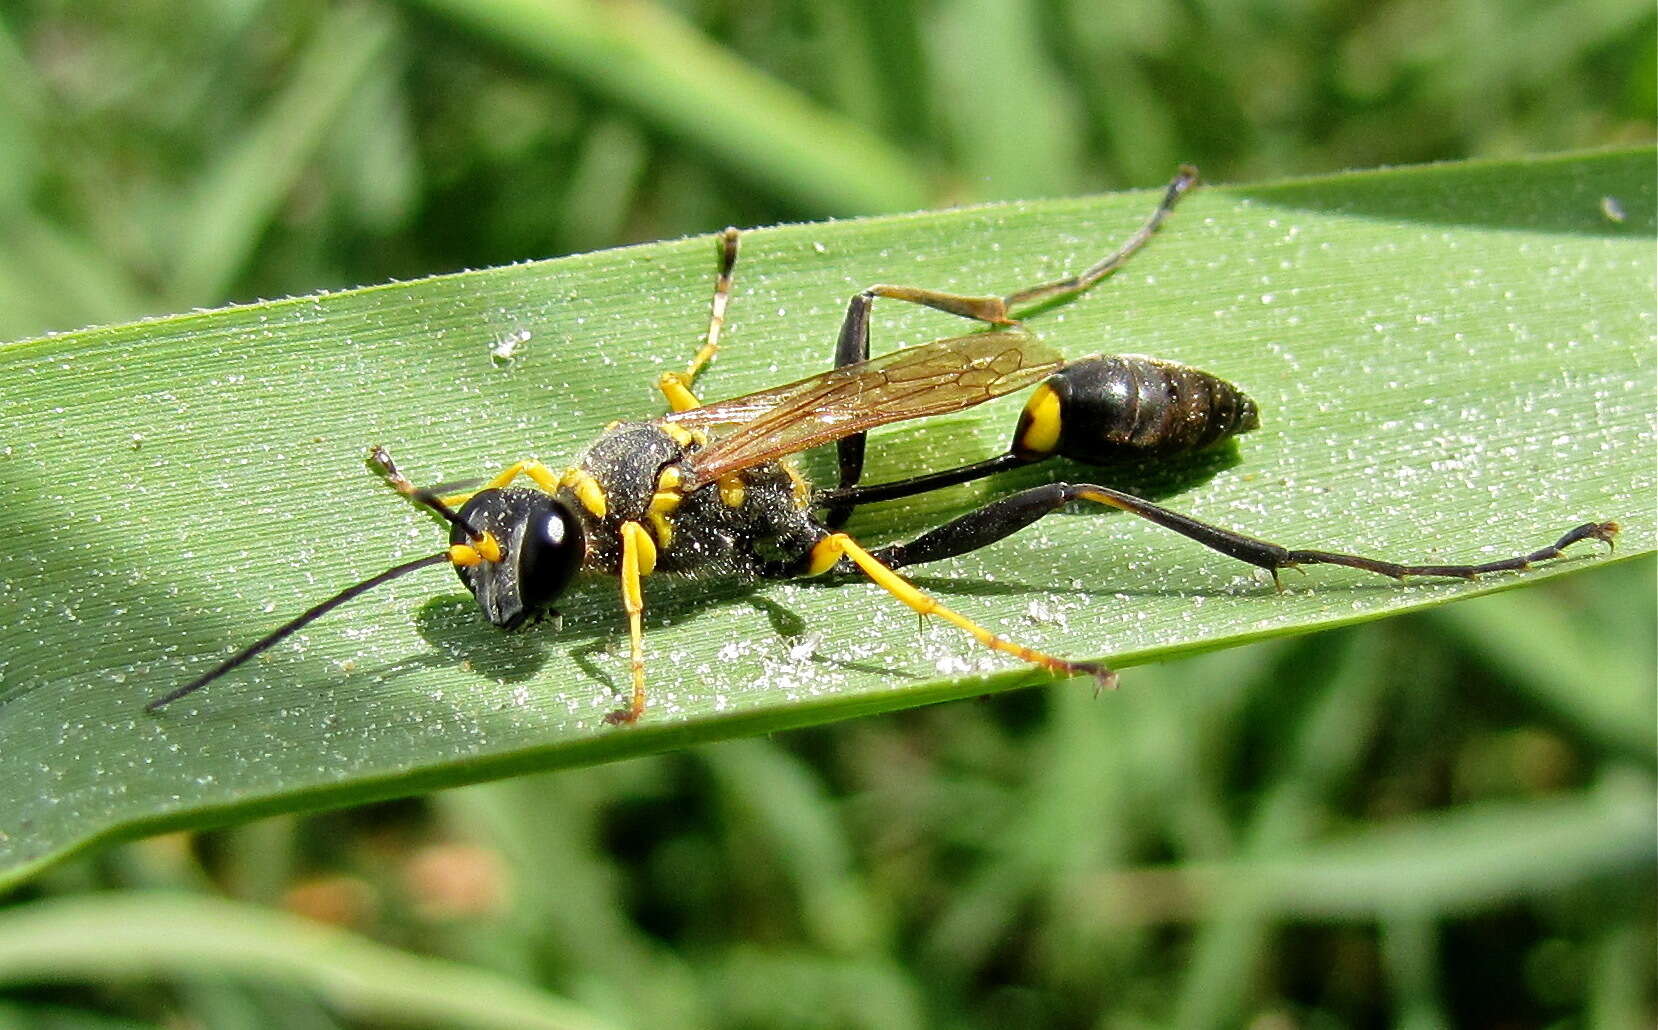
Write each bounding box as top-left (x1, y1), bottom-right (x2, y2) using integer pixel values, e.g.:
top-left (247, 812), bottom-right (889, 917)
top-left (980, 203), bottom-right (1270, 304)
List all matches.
top-left (1034, 355), bottom-right (1258, 464)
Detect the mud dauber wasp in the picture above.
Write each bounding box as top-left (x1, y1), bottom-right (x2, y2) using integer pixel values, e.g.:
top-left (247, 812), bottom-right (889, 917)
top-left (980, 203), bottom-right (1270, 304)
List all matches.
top-left (147, 167), bottom-right (1619, 724)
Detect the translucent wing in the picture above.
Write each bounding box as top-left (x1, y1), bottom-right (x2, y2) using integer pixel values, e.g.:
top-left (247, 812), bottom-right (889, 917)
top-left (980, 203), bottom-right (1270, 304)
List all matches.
top-left (664, 329), bottom-right (1062, 488)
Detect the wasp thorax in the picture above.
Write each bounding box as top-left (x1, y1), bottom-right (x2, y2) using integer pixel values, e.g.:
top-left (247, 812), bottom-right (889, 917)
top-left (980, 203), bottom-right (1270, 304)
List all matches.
top-left (453, 488), bottom-right (586, 628)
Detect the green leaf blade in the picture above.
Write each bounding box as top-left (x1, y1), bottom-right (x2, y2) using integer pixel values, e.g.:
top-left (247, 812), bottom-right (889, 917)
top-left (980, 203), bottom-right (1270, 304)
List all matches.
top-left (0, 149), bottom-right (1651, 889)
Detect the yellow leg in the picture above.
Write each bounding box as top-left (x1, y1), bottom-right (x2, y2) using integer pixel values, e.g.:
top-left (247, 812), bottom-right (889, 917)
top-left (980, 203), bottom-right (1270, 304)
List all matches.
top-left (658, 371), bottom-right (703, 413)
top-left (808, 533), bottom-right (1117, 689)
top-left (659, 226), bottom-right (741, 413)
top-left (438, 459), bottom-right (561, 509)
top-left (690, 226), bottom-right (740, 381)
top-left (607, 521), bottom-right (658, 725)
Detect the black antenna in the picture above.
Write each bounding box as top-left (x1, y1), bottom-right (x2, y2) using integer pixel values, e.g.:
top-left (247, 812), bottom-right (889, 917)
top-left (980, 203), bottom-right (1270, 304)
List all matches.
top-left (146, 552), bottom-right (451, 713)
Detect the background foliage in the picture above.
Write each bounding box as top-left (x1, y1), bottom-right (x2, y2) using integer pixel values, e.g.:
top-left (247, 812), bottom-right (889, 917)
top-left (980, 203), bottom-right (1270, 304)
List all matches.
top-left (0, 0), bottom-right (1652, 1027)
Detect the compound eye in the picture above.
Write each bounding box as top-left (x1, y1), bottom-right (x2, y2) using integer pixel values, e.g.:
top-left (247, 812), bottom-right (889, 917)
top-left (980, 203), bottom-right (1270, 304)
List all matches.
top-left (517, 500), bottom-right (585, 613)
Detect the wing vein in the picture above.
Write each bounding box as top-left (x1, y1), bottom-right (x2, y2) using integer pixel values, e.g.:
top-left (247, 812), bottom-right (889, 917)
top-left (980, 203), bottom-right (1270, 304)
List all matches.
top-left (661, 329), bottom-right (1064, 488)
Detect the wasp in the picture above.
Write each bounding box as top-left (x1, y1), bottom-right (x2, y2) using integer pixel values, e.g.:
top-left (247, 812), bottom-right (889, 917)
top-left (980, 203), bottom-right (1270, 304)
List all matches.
top-left (147, 167), bottom-right (1619, 724)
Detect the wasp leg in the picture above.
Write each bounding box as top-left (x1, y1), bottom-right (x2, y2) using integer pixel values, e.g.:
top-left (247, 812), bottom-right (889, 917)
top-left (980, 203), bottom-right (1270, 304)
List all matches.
top-left (826, 165), bottom-right (1200, 526)
top-left (370, 444), bottom-right (424, 499)
top-left (368, 446), bottom-right (499, 554)
top-left (863, 481), bottom-right (1619, 587)
top-left (1003, 165), bottom-right (1198, 312)
top-left (825, 284), bottom-right (1014, 527)
top-left (660, 226), bottom-right (741, 413)
top-left (806, 532), bottom-right (1116, 689)
top-left (435, 459), bottom-right (562, 509)
top-left (814, 452), bottom-right (1030, 510)
top-left (607, 521), bottom-right (659, 725)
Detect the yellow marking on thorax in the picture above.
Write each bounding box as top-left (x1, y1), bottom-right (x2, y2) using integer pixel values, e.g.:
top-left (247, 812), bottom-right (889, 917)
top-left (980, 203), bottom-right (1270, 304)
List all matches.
top-left (651, 466), bottom-right (685, 513)
top-left (717, 472), bottom-right (746, 509)
top-left (561, 467), bottom-right (608, 518)
top-left (783, 462), bottom-right (811, 506)
top-left (661, 422), bottom-right (697, 448)
top-left (648, 512), bottom-right (675, 548)
top-left (648, 467), bottom-right (684, 547)
top-left (1017, 383), bottom-right (1063, 457)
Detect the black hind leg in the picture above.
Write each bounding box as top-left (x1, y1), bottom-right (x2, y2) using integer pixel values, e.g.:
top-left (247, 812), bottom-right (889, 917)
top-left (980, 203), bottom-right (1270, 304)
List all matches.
top-left (865, 482), bottom-right (1619, 586)
top-left (824, 166), bottom-right (1201, 527)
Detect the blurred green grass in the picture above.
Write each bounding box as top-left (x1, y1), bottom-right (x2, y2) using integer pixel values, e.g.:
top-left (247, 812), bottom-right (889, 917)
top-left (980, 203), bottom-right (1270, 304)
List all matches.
top-left (0, 0), bottom-right (1652, 1027)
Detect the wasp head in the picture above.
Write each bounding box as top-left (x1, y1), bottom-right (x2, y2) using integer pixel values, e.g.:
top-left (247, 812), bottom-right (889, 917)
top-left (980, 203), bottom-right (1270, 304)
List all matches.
top-left (451, 488), bottom-right (586, 629)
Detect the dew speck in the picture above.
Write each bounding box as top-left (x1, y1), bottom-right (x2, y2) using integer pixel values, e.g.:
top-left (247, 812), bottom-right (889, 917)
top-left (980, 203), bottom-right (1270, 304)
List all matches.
top-left (786, 634), bottom-right (821, 663)
top-left (1025, 599), bottom-right (1068, 628)
top-left (934, 654), bottom-right (977, 677)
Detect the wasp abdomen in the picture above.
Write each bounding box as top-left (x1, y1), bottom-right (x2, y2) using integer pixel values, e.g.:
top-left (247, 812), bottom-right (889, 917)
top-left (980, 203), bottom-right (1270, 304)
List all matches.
top-left (1013, 356), bottom-right (1259, 464)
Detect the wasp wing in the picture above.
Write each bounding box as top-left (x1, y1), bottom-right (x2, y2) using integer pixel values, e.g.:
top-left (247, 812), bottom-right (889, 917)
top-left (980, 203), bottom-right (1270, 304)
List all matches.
top-left (664, 328), bottom-right (1062, 488)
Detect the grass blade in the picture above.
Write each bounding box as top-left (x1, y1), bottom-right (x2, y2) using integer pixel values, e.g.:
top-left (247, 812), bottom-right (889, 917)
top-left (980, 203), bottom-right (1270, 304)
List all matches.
top-left (0, 149), bottom-right (1650, 890)
top-left (404, 0), bottom-right (931, 214)
top-left (0, 892), bottom-right (618, 1030)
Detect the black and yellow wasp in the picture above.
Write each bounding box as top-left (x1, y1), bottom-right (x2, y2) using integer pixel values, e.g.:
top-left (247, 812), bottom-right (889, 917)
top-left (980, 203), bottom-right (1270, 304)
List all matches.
top-left (148, 168), bottom-right (1618, 724)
